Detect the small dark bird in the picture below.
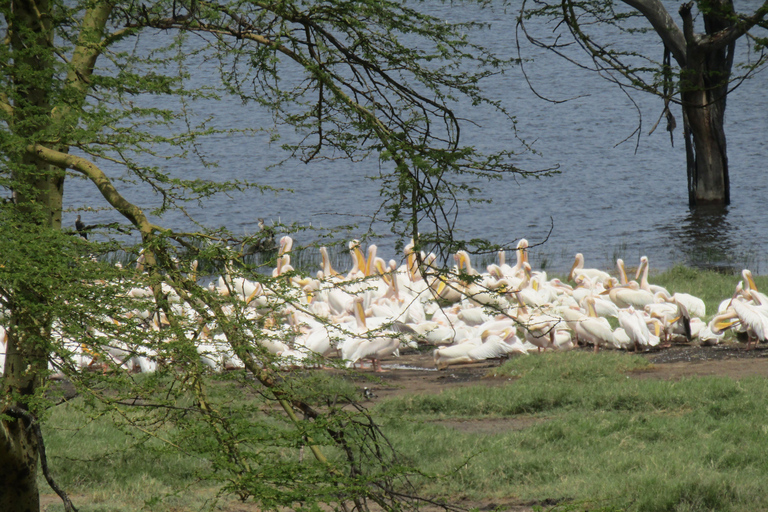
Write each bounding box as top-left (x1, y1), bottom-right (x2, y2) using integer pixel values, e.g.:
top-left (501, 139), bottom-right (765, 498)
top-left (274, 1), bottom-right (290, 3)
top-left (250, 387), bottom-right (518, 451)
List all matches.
top-left (245, 218), bottom-right (277, 254)
top-left (75, 215), bottom-right (87, 239)
top-left (363, 387), bottom-right (377, 400)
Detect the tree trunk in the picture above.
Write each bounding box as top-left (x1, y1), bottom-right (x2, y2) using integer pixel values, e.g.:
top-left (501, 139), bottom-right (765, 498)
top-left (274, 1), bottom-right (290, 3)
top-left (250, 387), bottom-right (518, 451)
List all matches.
top-left (1, 0), bottom-right (60, 509)
top-left (0, 420), bottom-right (40, 511)
top-left (0, 316), bottom-right (48, 512)
top-left (681, 89), bottom-right (730, 206)
top-left (680, 0), bottom-right (735, 206)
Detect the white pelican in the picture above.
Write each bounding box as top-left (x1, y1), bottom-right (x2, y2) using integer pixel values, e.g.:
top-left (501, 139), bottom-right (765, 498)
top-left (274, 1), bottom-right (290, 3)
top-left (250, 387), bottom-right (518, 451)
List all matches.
top-left (605, 281), bottom-right (655, 310)
top-left (346, 335), bottom-right (401, 372)
top-left (511, 293), bottom-right (561, 352)
top-left (346, 240), bottom-right (366, 279)
top-left (579, 294), bottom-right (619, 319)
top-left (433, 328), bottom-right (525, 369)
top-left (618, 306), bottom-right (660, 351)
top-left (293, 324), bottom-right (335, 360)
top-left (405, 320), bottom-right (457, 345)
top-left (636, 256), bottom-right (670, 296)
top-left (514, 263), bottom-right (547, 308)
top-left (433, 337), bottom-right (482, 369)
top-left (715, 298), bottom-right (768, 349)
top-left (457, 305), bottom-right (491, 326)
top-left (364, 244), bottom-right (378, 277)
top-left (336, 297), bottom-right (410, 370)
top-left (556, 305), bottom-right (588, 345)
top-left (568, 253), bottom-right (611, 284)
top-left (577, 297), bottom-right (618, 352)
top-left (318, 246), bottom-right (341, 280)
top-left (454, 250), bottom-right (480, 279)
top-left (427, 274), bottom-right (464, 305)
top-left (654, 291), bottom-right (706, 320)
top-left (696, 320), bottom-right (724, 346)
top-left (742, 269), bottom-right (768, 306)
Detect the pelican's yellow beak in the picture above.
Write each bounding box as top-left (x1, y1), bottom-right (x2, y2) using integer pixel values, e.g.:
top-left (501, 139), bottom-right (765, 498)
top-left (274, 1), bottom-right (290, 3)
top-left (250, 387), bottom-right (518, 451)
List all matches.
top-left (354, 246), bottom-right (366, 274)
top-left (407, 251), bottom-right (417, 281)
top-left (245, 286), bottom-right (260, 305)
top-left (568, 260), bottom-right (579, 281)
top-left (375, 259), bottom-right (393, 288)
top-left (714, 318), bottom-right (739, 331)
top-left (746, 272), bottom-right (758, 293)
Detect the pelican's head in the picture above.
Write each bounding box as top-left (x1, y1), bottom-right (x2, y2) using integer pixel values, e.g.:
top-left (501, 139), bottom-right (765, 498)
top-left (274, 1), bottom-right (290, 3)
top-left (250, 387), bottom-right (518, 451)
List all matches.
top-left (742, 269), bottom-right (758, 293)
top-left (636, 256), bottom-right (649, 280)
top-left (568, 253), bottom-right (585, 281)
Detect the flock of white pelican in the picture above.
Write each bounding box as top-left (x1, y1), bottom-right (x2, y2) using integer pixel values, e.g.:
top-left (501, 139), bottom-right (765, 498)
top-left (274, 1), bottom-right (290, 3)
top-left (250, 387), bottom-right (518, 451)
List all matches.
top-left (0, 236), bottom-right (766, 376)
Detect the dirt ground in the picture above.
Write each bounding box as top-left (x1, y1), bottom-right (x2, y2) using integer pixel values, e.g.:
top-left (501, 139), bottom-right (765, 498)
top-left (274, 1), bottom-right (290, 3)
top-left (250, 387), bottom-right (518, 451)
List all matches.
top-left (350, 341), bottom-right (768, 406)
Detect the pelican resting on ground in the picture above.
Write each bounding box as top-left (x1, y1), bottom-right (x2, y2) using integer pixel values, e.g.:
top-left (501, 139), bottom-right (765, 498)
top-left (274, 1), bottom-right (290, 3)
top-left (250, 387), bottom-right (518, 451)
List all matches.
top-left (433, 328), bottom-right (526, 369)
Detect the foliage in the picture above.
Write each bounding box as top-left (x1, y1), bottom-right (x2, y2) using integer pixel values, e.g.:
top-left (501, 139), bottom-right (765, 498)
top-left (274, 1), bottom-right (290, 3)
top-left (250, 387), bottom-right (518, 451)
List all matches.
top-left (0, 0), bottom-right (532, 510)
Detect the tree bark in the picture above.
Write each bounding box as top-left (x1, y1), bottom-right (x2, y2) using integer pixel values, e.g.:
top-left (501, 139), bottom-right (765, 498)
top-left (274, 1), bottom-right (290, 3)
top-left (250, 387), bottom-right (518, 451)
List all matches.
top-left (2, 0), bottom-right (58, 509)
top-left (678, 1), bottom-right (735, 206)
top-left (0, 314), bottom-right (49, 512)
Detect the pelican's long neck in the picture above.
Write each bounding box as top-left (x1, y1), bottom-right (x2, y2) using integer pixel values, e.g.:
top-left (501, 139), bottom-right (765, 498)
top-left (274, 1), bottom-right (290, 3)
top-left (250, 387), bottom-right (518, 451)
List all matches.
top-left (585, 297), bottom-right (598, 318)
top-left (353, 298), bottom-right (368, 331)
top-left (743, 269), bottom-right (758, 295)
top-left (616, 259), bottom-right (628, 285)
top-left (319, 247), bottom-right (338, 277)
top-left (569, 253), bottom-right (584, 281)
top-left (348, 240), bottom-right (365, 278)
top-left (365, 245), bottom-right (377, 276)
top-left (279, 236), bottom-right (293, 257)
top-left (637, 257), bottom-right (650, 292)
top-left (517, 240), bottom-right (528, 267)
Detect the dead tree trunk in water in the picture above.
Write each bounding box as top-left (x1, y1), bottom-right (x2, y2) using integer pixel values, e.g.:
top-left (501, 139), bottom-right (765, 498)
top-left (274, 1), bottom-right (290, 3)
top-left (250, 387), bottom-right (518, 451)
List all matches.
top-left (679, 1), bottom-right (735, 206)
top-left (523, 0), bottom-right (768, 206)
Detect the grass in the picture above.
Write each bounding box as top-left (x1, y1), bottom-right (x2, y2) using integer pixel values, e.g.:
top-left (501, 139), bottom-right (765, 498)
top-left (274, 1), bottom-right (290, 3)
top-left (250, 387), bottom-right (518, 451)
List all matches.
top-left (40, 371), bottom-right (363, 512)
top-left (41, 400), bottom-right (219, 512)
top-left (42, 351), bottom-right (768, 511)
top-left (376, 352), bottom-right (768, 511)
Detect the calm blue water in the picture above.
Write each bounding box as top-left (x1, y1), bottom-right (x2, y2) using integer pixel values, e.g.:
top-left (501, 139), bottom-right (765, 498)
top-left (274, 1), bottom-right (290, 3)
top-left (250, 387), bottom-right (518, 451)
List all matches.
top-left (63, 2), bottom-right (768, 275)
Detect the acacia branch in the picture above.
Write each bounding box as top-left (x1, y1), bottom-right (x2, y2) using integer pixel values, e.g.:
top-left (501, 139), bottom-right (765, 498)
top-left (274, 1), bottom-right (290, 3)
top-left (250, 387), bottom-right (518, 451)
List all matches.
top-left (26, 144), bottom-right (161, 237)
top-left (53, 0), bottom-right (114, 125)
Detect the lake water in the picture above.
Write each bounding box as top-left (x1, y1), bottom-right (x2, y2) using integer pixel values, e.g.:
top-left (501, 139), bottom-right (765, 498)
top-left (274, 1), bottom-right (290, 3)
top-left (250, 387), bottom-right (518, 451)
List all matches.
top-left (63, 2), bottom-right (768, 276)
